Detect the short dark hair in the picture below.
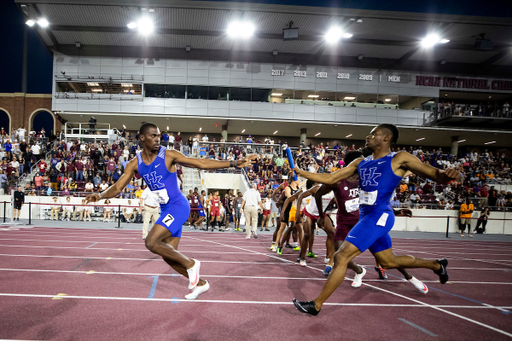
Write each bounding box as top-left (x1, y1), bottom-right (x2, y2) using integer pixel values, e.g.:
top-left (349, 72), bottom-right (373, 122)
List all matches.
top-left (344, 150), bottom-right (363, 165)
top-left (139, 122), bottom-right (158, 136)
top-left (377, 124), bottom-right (399, 146)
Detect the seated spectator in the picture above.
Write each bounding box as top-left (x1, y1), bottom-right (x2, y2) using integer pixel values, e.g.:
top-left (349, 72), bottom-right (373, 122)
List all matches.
top-left (62, 196), bottom-right (72, 221)
top-left (50, 196), bottom-right (61, 221)
top-left (99, 180), bottom-right (109, 191)
top-left (84, 181), bottom-right (94, 193)
top-left (124, 200), bottom-right (134, 222)
top-left (103, 199), bottom-right (113, 222)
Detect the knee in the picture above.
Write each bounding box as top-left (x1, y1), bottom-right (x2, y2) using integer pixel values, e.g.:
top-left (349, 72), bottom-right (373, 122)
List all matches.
top-left (145, 238), bottom-right (159, 253)
top-left (379, 259), bottom-right (397, 269)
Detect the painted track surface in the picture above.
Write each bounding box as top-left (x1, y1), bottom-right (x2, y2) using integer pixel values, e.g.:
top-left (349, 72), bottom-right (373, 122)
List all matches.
top-left (0, 226), bottom-right (511, 340)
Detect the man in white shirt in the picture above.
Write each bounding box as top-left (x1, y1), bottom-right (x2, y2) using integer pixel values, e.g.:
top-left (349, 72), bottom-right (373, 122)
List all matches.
top-left (50, 196), bottom-right (61, 221)
top-left (202, 134), bottom-right (209, 142)
top-left (168, 133), bottom-right (175, 149)
top-left (124, 199), bottom-right (135, 222)
top-left (31, 144), bottom-right (41, 160)
top-left (99, 180), bottom-right (109, 191)
top-left (18, 126), bottom-right (26, 142)
top-left (140, 187), bottom-right (160, 240)
top-left (242, 183), bottom-right (264, 239)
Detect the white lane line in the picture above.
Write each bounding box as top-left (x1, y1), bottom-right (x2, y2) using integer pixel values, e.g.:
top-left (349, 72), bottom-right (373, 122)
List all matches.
top-left (1, 292), bottom-right (512, 310)
top-left (0, 238), bottom-right (236, 247)
top-left (393, 248), bottom-right (512, 268)
top-left (0, 253), bottom-right (293, 265)
top-left (1, 268), bottom-right (512, 285)
top-left (0, 244), bottom-right (263, 254)
top-left (184, 235), bottom-right (512, 338)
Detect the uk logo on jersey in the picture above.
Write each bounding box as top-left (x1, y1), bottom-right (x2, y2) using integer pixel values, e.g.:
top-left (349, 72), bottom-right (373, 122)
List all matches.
top-left (360, 167), bottom-right (382, 187)
top-left (143, 171), bottom-right (164, 189)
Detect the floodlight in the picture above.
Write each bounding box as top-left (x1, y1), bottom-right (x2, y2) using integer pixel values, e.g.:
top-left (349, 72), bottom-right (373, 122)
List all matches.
top-left (325, 27), bottom-right (343, 44)
top-left (421, 34), bottom-right (449, 47)
top-left (26, 20), bottom-right (35, 27)
top-left (227, 21), bottom-right (255, 38)
top-left (138, 17), bottom-right (153, 35)
top-left (127, 22), bottom-right (137, 29)
top-left (37, 18), bottom-right (49, 28)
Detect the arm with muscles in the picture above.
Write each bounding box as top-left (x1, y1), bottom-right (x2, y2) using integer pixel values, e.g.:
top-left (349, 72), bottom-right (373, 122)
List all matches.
top-left (314, 184), bottom-right (337, 228)
top-left (168, 150), bottom-right (255, 170)
top-left (394, 152), bottom-right (460, 184)
top-left (295, 187), bottom-right (319, 222)
top-left (294, 158), bottom-right (361, 186)
top-left (85, 158), bottom-right (137, 203)
top-left (281, 190), bottom-right (303, 221)
top-left (272, 183), bottom-right (286, 203)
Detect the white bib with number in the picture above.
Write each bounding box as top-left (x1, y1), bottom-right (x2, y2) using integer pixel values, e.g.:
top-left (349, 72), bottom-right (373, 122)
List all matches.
top-left (153, 188), bottom-right (169, 205)
top-left (344, 198), bottom-right (360, 213)
top-left (359, 190), bottom-right (378, 206)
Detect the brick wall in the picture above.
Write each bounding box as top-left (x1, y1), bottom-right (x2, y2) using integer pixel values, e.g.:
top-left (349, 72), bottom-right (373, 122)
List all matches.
top-left (0, 93), bottom-right (61, 133)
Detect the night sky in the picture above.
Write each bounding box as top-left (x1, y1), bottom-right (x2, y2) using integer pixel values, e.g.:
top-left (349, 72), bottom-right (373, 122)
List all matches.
top-left (0, 0), bottom-right (510, 95)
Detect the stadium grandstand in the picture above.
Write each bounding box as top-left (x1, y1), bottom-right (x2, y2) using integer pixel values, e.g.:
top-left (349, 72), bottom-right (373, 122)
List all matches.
top-left (1, 0), bottom-right (512, 339)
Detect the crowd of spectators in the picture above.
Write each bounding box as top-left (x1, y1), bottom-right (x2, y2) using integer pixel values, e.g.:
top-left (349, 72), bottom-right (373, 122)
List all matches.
top-left (1, 124), bottom-right (511, 213)
top-left (433, 101), bottom-right (511, 120)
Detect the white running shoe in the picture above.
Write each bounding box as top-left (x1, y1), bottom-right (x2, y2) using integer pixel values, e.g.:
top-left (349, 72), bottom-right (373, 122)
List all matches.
top-left (409, 276), bottom-right (428, 294)
top-left (185, 280), bottom-right (210, 300)
top-left (299, 259), bottom-right (307, 267)
top-left (351, 267), bottom-right (367, 288)
top-left (324, 258), bottom-right (330, 264)
top-left (187, 259), bottom-right (201, 289)
top-left (246, 236), bottom-right (251, 239)
top-left (270, 245), bottom-right (277, 252)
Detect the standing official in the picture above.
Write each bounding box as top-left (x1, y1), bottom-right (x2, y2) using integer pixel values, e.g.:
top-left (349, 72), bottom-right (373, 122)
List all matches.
top-left (242, 183), bottom-right (264, 239)
top-left (13, 185), bottom-right (25, 221)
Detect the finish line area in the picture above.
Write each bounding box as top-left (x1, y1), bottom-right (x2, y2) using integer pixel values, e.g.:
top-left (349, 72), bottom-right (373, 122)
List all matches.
top-left (0, 225), bottom-right (511, 340)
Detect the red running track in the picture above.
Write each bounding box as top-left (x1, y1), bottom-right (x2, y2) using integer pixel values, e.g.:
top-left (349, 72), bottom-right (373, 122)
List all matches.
top-left (0, 226), bottom-right (511, 340)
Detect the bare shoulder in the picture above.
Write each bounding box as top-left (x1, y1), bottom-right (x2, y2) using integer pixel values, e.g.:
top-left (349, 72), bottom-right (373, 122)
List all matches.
top-left (125, 157), bottom-right (139, 172)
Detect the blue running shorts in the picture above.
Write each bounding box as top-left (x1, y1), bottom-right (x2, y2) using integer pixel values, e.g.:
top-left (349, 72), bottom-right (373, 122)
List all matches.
top-left (345, 210), bottom-right (394, 254)
top-left (155, 195), bottom-right (191, 238)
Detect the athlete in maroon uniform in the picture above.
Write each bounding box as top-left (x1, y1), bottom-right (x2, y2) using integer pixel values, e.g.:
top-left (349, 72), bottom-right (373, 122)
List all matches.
top-left (316, 151), bottom-right (428, 292)
top-left (207, 190), bottom-right (223, 231)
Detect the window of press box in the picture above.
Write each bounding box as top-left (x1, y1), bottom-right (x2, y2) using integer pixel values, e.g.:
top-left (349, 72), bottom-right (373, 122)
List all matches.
top-left (251, 88), bottom-right (272, 102)
top-left (229, 87), bottom-right (251, 101)
top-left (186, 86), bottom-right (208, 100)
top-left (56, 82), bottom-right (142, 94)
top-left (208, 86), bottom-right (229, 100)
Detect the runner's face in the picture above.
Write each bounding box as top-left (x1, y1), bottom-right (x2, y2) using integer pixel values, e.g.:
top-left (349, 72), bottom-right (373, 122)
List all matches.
top-left (365, 127), bottom-right (386, 151)
top-left (142, 127), bottom-right (161, 152)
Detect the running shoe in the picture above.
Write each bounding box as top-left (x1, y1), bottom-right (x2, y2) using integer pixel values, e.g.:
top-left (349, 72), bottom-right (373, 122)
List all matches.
top-left (270, 244), bottom-right (276, 251)
top-left (293, 246), bottom-right (300, 251)
top-left (324, 258), bottom-right (330, 264)
top-left (186, 259), bottom-right (201, 289)
top-left (299, 259), bottom-right (307, 267)
top-left (246, 236), bottom-right (251, 239)
top-left (292, 299), bottom-right (320, 316)
top-left (185, 281), bottom-right (210, 300)
top-left (323, 265), bottom-right (333, 277)
top-left (434, 258), bottom-right (449, 284)
top-left (252, 231), bottom-right (258, 239)
top-left (297, 256), bottom-right (301, 262)
top-left (351, 267), bottom-right (367, 288)
top-left (307, 252), bottom-right (318, 258)
top-left (375, 267), bottom-right (387, 279)
top-left (285, 244), bottom-right (293, 249)
top-left (277, 247), bottom-right (283, 255)
top-left (409, 276), bottom-right (428, 294)
top-left (271, 245), bottom-right (278, 253)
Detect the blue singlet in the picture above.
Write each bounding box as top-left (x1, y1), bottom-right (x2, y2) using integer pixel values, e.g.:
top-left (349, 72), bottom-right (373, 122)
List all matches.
top-left (137, 146), bottom-right (190, 237)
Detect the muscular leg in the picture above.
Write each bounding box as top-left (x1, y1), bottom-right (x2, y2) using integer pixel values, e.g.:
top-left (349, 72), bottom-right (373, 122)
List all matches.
top-left (300, 218), bottom-right (312, 260)
top-left (280, 222), bottom-right (296, 247)
top-left (373, 248), bottom-right (441, 271)
top-left (145, 224), bottom-right (196, 269)
top-left (272, 213), bottom-right (281, 243)
top-left (275, 221), bottom-right (288, 247)
top-left (313, 241), bottom-right (361, 310)
top-left (320, 217), bottom-right (335, 266)
top-left (309, 228), bottom-right (315, 253)
top-left (161, 235), bottom-right (207, 287)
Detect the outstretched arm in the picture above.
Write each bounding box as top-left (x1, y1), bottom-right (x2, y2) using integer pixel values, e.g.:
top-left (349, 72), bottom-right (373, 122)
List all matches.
top-left (86, 158), bottom-right (137, 203)
top-left (169, 150), bottom-right (255, 170)
top-left (295, 187), bottom-right (319, 222)
top-left (294, 158), bottom-right (361, 185)
top-left (272, 183), bottom-right (285, 202)
top-left (395, 152), bottom-right (459, 184)
top-left (281, 190), bottom-right (303, 216)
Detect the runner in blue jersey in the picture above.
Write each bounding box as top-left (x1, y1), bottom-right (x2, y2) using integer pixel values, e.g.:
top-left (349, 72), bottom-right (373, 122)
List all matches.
top-left (86, 123), bottom-right (255, 300)
top-left (292, 124), bottom-right (459, 315)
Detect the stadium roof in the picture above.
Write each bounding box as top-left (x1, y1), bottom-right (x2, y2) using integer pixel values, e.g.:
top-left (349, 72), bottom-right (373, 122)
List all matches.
top-left (16, 0), bottom-right (512, 78)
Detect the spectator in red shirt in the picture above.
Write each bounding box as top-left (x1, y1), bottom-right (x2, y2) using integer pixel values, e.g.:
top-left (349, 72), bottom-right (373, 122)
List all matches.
top-left (75, 158), bottom-right (84, 181)
top-left (107, 157), bottom-right (116, 182)
top-left (38, 159), bottom-right (47, 176)
top-left (66, 162), bottom-right (75, 179)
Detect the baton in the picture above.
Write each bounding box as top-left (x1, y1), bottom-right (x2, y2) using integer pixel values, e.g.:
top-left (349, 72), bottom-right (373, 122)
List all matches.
top-left (285, 148), bottom-right (298, 181)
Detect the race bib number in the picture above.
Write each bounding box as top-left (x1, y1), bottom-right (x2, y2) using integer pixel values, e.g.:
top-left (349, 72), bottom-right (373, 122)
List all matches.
top-left (344, 198), bottom-right (360, 213)
top-left (153, 188), bottom-right (169, 204)
top-left (359, 190), bottom-right (378, 206)
top-left (215, 203), bottom-right (219, 207)
top-left (162, 214), bottom-right (175, 227)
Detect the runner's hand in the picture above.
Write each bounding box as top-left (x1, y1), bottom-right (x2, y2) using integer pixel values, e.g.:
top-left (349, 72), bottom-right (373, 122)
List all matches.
top-left (236, 154), bottom-right (257, 168)
top-left (317, 216), bottom-right (325, 228)
top-left (85, 193), bottom-right (100, 204)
